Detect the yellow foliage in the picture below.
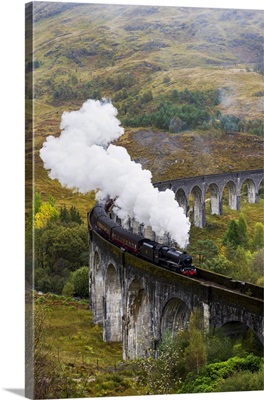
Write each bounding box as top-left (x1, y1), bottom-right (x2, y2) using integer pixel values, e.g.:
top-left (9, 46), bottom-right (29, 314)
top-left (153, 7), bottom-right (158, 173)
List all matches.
top-left (220, 245), bottom-right (226, 256)
top-left (256, 276), bottom-right (264, 288)
top-left (34, 203), bottom-right (59, 228)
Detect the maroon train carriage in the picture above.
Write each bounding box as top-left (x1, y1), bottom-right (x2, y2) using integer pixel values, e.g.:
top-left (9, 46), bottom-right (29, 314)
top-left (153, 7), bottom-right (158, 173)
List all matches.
top-left (89, 205), bottom-right (144, 252)
top-left (97, 215), bottom-right (118, 239)
top-left (111, 225), bottom-right (144, 254)
top-left (89, 205), bottom-right (108, 229)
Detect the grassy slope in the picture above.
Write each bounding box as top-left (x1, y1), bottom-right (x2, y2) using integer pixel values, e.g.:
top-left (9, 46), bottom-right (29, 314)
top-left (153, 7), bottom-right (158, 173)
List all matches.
top-left (116, 128), bottom-right (263, 181)
top-left (35, 294), bottom-right (142, 397)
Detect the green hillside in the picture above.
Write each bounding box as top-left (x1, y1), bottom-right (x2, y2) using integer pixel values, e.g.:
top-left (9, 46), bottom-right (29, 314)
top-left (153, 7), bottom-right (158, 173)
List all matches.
top-left (25, 2), bottom-right (264, 214)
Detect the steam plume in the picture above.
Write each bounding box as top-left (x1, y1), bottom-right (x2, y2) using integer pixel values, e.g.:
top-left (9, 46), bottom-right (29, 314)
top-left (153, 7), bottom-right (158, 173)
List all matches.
top-left (40, 99), bottom-right (190, 248)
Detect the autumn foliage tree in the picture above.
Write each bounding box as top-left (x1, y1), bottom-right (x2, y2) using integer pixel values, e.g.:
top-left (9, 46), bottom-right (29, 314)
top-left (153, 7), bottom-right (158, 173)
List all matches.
top-left (34, 193), bottom-right (59, 228)
top-left (32, 192), bottom-right (89, 294)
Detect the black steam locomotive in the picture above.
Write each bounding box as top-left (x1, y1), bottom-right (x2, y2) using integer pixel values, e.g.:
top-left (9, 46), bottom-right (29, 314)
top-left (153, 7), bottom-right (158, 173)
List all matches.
top-left (89, 204), bottom-right (197, 277)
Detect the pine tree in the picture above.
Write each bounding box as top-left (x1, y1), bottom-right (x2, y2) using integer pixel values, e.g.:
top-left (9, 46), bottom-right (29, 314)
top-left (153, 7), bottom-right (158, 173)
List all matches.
top-left (192, 239), bottom-right (219, 264)
top-left (237, 213), bottom-right (249, 249)
top-left (223, 219), bottom-right (240, 248)
top-left (252, 222), bottom-right (264, 251)
top-left (231, 246), bottom-right (252, 282)
top-left (60, 205), bottom-right (70, 223)
top-left (70, 206), bottom-right (83, 224)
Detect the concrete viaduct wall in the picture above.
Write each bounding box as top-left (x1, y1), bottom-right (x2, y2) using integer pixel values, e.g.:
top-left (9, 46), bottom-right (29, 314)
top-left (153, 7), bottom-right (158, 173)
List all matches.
top-left (154, 169), bottom-right (264, 227)
top-left (89, 231), bottom-right (264, 360)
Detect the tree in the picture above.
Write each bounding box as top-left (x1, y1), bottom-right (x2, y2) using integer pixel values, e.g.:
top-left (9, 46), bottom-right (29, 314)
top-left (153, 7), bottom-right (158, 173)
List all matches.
top-left (223, 219), bottom-right (240, 248)
top-left (59, 205), bottom-right (71, 223)
top-left (70, 266), bottom-right (89, 298)
top-left (34, 202), bottom-right (59, 228)
top-left (184, 329), bottom-right (207, 375)
top-left (250, 249), bottom-right (264, 281)
top-left (137, 330), bottom-right (181, 395)
top-left (34, 222), bottom-right (89, 294)
top-left (192, 239), bottom-right (219, 264)
top-left (169, 117), bottom-right (183, 133)
top-left (62, 281), bottom-right (75, 297)
top-left (206, 329), bottom-right (234, 363)
top-left (48, 195), bottom-right (56, 207)
top-left (183, 310), bottom-right (207, 375)
top-left (34, 268), bottom-right (52, 293)
top-left (215, 370), bottom-right (264, 392)
top-left (231, 246), bottom-right (252, 282)
top-left (69, 206), bottom-right (83, 224)
top-left (252, 222), bottom-right (264, 251)
top-left (256, 276), bottom-right (264, 288)
top-left (59, 205), bottom-right (83, 224)
top-left (204, 254), bottom-right (232, 276)
top-left (237, 213), bottom-right (249, 249)
top-left (51, 226), bottom-right (88, 268)
top-left (34, 191), bottom-right (42, 214)
top-left (141, 90), bottom-right (153, 103)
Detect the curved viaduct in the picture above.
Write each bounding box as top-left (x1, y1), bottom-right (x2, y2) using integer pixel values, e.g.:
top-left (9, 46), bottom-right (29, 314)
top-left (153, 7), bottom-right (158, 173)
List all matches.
top-left (154, 169), bottom-right (264, 227)
top-left (89, 230), bottom-right (264, 361)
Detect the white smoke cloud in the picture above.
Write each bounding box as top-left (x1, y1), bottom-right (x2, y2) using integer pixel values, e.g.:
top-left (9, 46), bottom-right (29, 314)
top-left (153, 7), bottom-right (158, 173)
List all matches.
top-left (40, 99), bottom-right (190, 248)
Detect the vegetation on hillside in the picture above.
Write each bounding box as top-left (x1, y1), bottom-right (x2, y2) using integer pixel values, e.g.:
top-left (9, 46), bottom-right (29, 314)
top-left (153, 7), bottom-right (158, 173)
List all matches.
top-left (25, 3), bottom-right (264, 211)
top-left (136, 310), bottom-right (263, 395)
top-left (189, 207), bottom-right (264, 286)
top-left (32, 297), bottom-right (263, 398)
top-left (28, 191), bottom-right (264, 295)
top-left (122, 88), bottom-right (263, 136)
top-left (26, 192), bottom-right (90, 295)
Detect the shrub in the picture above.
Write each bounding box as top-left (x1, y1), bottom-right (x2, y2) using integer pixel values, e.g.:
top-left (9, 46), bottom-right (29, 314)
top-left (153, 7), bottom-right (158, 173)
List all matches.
top-left (71, 266), bottom-right (89, 298)
top-left (215, 369), bottom-right (264, 392)
top-left (179, 355), bottom-right (263, 394)
top-left (62, 282), bottom-right (75, 297)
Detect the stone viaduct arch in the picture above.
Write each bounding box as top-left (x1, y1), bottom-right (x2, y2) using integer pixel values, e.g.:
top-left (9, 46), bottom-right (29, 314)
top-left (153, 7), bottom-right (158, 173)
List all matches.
top-left (161, 298), bottom-right (191, 338)
top-left (155, 169), bottom-right (264, 228)
top-left (89, 232), bottom-right (264, 360)
top-left (241, 178), bottom-right (257, 203)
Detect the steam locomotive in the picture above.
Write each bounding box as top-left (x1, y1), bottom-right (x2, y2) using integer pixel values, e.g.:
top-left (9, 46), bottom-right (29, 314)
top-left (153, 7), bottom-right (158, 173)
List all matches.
top-left (89, 204), bottom-right (197, 277)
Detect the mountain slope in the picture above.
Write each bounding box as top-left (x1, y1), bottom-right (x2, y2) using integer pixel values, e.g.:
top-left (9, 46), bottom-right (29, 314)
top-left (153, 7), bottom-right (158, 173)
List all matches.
top-left (25, 2), bottom-right (264, 214)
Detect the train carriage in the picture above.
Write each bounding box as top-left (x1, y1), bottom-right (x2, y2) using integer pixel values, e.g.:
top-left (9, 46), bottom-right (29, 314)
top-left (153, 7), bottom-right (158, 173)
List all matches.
top-left (97, 216), bottom-right (118, 239)
top-left (111, 225), bottom-right (143, 254)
